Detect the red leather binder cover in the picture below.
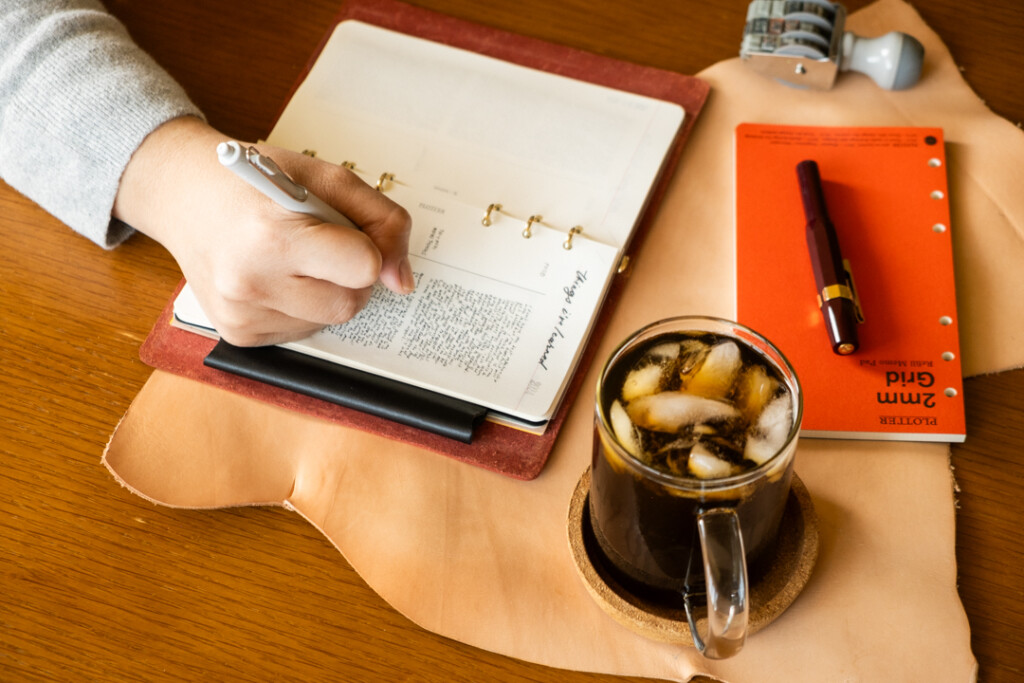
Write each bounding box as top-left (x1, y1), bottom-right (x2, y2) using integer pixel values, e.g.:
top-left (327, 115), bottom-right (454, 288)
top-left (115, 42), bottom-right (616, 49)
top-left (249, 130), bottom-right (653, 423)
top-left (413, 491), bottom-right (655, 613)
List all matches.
top-left (140, 0), bottom-right (709, 480)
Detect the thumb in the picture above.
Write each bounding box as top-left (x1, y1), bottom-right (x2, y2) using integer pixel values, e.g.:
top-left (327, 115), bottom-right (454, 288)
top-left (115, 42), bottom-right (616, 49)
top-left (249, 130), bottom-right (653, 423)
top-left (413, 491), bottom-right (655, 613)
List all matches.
top-left (364, 207), bottom-right (415, 295)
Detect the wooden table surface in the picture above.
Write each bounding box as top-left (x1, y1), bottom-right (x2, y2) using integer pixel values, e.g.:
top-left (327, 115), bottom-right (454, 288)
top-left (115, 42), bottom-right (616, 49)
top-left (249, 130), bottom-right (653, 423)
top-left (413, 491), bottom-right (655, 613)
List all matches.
top-left (2, 1), bottom-right (1021, 681)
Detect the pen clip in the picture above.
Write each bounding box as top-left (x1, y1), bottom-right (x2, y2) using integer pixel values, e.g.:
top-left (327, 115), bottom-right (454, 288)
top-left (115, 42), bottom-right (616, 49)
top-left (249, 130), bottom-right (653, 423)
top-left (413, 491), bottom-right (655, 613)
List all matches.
top-left (244, 146), bottom-right (309, 202)
top-left (842, 259), bottom-right (865, 324)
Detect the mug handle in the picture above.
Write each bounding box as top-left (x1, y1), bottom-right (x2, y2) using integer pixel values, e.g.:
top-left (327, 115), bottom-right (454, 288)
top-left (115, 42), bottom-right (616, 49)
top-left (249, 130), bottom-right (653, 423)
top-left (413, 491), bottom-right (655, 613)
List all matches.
top-left (683, 508), bottom-right (749, 659)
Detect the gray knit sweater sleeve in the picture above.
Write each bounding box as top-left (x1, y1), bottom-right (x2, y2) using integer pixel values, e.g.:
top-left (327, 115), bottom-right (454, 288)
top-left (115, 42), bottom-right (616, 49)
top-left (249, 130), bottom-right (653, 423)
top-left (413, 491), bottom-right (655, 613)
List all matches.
top-left (0, 0), bottom-right (204, 248)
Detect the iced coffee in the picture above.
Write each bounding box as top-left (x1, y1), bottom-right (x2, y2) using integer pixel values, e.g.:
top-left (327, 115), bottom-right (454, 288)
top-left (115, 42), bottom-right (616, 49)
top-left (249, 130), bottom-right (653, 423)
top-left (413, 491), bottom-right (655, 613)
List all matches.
top-left (589, 318), bottom-right (801, 611)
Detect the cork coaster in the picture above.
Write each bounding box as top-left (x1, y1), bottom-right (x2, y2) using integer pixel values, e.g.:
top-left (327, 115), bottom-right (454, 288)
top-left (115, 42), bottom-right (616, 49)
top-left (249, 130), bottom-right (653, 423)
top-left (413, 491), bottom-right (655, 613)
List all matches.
top-left (567, 468), bottom-right (819, 645)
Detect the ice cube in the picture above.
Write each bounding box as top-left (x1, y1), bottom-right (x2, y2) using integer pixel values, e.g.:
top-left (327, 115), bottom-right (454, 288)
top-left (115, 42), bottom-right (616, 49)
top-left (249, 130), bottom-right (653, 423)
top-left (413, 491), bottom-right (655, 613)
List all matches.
top-left (626, 391), bottom-right (739, 433)
top-left (621, 363), bottom-right (664, 401)
top-left (688, 442), bottom-right (736, 479)
top-left (685, 341), bottom-right (742, 399)
top-left (677, 339), bottom-right (710, 385)
top-left (655, 436), bottom-right (696, 455)
top-left (743, 394), bottom-right (793, 465)
top-left (735, 364), bottom-right (779, 422)
top-left (743, 435), bottom-right (775, 466)
top-left (647, 341), bottom-right (681, 361)
top-left (609, 399), bottom-right (641, 457)
top-left (657, 445), bottom-right (691, 477)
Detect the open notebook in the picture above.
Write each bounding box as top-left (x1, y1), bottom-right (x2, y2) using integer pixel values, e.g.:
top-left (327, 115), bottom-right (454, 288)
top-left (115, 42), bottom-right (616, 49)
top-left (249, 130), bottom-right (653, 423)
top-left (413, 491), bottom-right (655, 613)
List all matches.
top-left (172, 20), bottom-right (684, 435)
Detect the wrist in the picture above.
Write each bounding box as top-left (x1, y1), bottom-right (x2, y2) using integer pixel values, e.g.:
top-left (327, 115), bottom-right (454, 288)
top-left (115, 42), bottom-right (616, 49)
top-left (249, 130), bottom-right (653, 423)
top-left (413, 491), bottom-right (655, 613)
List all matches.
top-left (112, 115), bottom-right (223, 249)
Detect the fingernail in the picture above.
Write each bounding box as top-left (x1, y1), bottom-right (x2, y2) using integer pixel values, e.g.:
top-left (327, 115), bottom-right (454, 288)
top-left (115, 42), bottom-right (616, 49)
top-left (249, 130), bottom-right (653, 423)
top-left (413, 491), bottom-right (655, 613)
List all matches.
top-left (399, 257), bottom-right (415, 293)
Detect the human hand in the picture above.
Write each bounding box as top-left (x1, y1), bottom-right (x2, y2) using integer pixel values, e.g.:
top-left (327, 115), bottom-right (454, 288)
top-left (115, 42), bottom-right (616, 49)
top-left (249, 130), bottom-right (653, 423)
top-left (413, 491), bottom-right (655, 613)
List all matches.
top-left (113, 116), bottom-right (413, 346)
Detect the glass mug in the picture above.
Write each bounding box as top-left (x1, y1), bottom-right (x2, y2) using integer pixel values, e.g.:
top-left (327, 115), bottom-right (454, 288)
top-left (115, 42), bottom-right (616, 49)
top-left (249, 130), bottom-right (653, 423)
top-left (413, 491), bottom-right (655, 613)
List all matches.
top-left (589, 316), bottom-right (802, 658)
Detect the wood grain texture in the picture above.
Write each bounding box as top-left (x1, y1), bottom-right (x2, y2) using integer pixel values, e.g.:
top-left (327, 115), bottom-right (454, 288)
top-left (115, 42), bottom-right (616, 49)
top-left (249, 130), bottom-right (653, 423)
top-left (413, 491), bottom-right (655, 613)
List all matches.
top-left (2, 1), bottom-right (1021, 681)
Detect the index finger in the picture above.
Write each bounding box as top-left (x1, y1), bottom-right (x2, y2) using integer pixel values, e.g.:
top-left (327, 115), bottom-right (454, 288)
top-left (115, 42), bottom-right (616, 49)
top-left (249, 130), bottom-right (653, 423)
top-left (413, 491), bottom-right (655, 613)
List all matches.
top-left (287, 156), bottom-right (414, 294)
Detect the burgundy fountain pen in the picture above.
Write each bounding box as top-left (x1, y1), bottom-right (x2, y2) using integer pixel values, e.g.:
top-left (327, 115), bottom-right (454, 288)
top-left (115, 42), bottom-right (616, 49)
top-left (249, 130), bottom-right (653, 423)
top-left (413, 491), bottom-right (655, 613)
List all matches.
top-left (796, 159), bottom-right (861, 355)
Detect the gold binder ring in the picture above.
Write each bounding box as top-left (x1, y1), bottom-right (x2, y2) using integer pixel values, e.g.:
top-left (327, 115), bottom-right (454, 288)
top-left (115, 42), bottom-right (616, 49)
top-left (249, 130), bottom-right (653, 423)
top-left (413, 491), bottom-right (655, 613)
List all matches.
top-left (376, 172), bottom-right (395, 192)
top-left (522, 214), bottom-right (543, 239)
top-left (482, 203), bottom-right (503, 226)
top-left (340, 161), bottom-right (357, 170)
top-left (563, 225), bottom-right (583, 250)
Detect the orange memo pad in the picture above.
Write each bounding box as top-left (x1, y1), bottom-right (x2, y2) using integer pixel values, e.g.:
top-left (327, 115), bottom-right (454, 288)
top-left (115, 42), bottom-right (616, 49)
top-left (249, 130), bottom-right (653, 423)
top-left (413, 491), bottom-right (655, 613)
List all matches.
top-left (735, 124), bottom-right (965, 442)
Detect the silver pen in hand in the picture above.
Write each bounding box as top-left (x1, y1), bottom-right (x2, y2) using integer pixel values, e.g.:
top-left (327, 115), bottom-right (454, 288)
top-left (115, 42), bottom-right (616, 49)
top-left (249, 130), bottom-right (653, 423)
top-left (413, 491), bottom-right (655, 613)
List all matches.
top-left (216, 140), bottom-right (356, 227)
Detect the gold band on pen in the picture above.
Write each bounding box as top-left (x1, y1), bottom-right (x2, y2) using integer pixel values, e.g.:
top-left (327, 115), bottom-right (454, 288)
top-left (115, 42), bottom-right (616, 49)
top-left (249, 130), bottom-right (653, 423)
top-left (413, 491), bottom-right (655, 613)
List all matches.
top-left (820, 284), bottom-right (854, 302)
top-left (562, 225), bottom-right (583, 250)
top-left (482, 203), bottom-right (503, 226)
top-left (376, 172), bottom-right (395, 191)
top-left (522, 214), bottom-right (542, 239)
